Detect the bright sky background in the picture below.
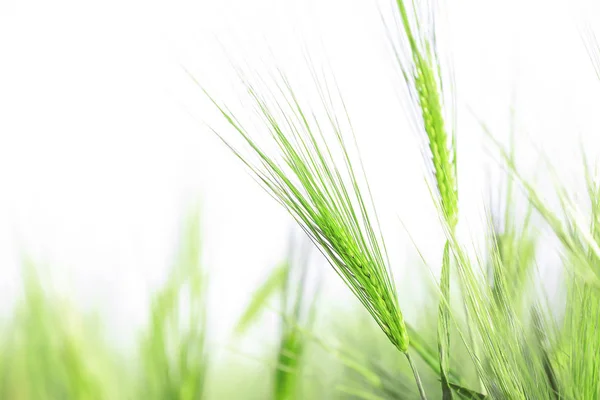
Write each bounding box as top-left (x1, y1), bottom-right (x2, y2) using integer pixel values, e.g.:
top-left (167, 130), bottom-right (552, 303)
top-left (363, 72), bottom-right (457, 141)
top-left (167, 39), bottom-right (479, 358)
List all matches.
top-left (1, 0), bottom-right (600, 349)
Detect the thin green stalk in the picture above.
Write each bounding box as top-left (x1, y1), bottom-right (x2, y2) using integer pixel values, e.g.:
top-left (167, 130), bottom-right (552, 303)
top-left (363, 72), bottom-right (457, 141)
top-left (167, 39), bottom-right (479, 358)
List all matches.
top-left (406, 352), bottom-right (428, 400)
top-left (438, 242), bottom-right (452, 400)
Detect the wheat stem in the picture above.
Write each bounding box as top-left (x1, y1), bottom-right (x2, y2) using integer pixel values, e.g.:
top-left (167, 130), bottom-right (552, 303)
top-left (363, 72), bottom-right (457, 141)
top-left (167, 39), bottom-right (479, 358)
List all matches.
top-left (438, 241), bottom-right (452, 400)
top-left (406, 352), bottom-right (428, 400)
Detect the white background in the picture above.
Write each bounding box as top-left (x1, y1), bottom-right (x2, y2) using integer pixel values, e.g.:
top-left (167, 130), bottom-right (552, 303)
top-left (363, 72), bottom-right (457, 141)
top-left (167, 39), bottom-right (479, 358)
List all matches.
top-left (1, 0), bottom-right (600, 349)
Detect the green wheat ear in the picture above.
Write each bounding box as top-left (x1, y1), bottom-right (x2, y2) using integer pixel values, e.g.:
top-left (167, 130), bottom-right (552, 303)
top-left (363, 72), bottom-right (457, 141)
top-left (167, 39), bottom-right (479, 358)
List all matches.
top-left (206, 70), bottom-right (410, 354)
top-left (389, 1), bottom-right (457, 399)
top-left (201, 56), bottom-right (427, 374)
top-left (391, 1), bottom-right (458, 225)
top-left (205, 63), bottom-right (435, 396)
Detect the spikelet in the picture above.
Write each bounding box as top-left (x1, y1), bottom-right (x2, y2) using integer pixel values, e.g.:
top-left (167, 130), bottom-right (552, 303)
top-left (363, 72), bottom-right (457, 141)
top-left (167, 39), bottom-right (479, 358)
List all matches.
top-left (391, 0), bottom-right (458, 226)
top-left (414, 56), bottom-right (458, 228)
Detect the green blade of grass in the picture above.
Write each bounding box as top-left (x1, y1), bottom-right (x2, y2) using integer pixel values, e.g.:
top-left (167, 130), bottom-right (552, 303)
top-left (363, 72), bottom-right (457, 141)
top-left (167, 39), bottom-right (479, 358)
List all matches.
top-left (448, 382), bottom-right (487, 400)
top-left (235, 263), bottom-right (288, 336)
top-left (438, 242), bottom-right (453, 400)
top-left (139, 206), bottom-right (208, 400)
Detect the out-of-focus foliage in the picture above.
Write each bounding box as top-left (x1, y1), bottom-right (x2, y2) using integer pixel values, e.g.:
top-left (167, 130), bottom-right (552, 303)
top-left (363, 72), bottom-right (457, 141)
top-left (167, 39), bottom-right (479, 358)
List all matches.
top-left (138, 206), bottom-right (208, 400)
top-left (0, 260), bottom-right (125, 400)
top-left (3, 176), bottom-right (600, 400)
top-left (0, 209), bottom-right (209, 400)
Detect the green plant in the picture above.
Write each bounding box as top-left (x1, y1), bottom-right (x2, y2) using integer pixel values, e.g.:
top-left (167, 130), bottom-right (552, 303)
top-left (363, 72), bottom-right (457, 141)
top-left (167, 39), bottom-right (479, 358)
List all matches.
top-left (206, 9), bottom-right (600, 400)
top-left (235, 236), bottom-right (320, 400)
top-left (207, 0), bottom-right (464, 397)
top-left (6, 3), bottom-right (600, 400)
top-left (207, 64), bottom-right (435, 396)
top-left (386, 1), bottom-right (458, 397)
top-left (139, 206), bottom-right (208, 400)
top-left (0, 260), bottom-right (121, 400)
